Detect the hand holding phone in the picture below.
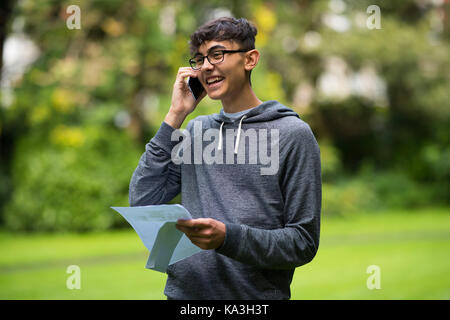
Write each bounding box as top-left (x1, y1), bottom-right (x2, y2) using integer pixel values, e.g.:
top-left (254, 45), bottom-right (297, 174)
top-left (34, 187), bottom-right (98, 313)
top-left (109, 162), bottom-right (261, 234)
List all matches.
top-left (165, 68), bottom-right (206, 128)
top-left (188, 76), bottom-right (205, 100)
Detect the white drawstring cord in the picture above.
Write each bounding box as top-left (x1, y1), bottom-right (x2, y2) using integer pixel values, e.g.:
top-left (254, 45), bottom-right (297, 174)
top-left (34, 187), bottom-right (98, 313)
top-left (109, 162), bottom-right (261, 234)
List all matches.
top-left (234, 115), bottom-right (246, 154)
top-left (217, 115), bottom-right (246, 153)
top-left (218, 121), bottom-right (224, 150)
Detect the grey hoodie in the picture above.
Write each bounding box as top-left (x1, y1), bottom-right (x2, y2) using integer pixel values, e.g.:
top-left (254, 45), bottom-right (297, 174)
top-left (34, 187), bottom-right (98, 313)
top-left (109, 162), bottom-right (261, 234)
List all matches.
top-left (129, 100), bottom-right (322, 299)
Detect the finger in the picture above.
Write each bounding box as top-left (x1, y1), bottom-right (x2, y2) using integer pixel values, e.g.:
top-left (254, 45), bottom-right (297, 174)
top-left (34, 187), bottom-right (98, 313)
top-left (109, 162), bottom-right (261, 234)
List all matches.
top-left (189, 236), bottom-right (210, 243)
top-left (176, 219), bottom-right (196, 227)
top-left (177, 68), bottom-right (198, 79)
top-left (175, 74), bottom-right (198, 87)
top-left (177, 218), bottom-right (209, 228)
top-left (189, 237), bottom-right (210, 250)
top-left (178, 67), bottom-right (200, 75)
top-left (176, 224), bottom-right (197, 234)
top-left (177, 70), bottom-right (196, 78)
top-left (190, 218), bottom-right (213, 227)
top-left (176, 225), bottom-right (209, 238)
top-left (175, 73), bottom-right (194, 84)
top-left (177, 66), bottom-right (193, 73)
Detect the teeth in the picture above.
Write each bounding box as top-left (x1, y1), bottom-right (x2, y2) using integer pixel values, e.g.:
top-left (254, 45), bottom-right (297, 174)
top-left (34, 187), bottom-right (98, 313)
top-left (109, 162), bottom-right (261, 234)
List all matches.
top-left (207, 77), bottom-right (223, 84)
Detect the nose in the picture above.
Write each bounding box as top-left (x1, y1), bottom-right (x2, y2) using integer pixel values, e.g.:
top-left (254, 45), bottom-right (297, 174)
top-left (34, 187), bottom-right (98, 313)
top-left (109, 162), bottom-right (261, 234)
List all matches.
top-left (202, 57), bottom-right (214, 71)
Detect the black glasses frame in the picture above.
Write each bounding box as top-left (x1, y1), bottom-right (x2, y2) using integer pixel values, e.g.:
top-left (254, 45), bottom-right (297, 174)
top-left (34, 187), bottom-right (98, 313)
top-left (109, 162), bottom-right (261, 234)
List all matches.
top-left (189, 49), bottom-right (249, 70)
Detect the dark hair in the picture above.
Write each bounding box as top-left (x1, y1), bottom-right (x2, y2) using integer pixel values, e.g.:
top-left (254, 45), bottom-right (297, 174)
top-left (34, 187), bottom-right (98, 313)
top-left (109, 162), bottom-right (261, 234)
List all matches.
top-left (189, 17), bottom-right (258, 85)
top-left (189, 17), bottom-right (258, 56)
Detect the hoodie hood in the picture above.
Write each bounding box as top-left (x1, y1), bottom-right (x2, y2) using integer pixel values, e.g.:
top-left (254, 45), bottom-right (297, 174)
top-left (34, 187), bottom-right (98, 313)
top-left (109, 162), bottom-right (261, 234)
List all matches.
top-left (210, 100), bottom-right (299, 154)
top-left (212, 100), bottom-right (299, 124)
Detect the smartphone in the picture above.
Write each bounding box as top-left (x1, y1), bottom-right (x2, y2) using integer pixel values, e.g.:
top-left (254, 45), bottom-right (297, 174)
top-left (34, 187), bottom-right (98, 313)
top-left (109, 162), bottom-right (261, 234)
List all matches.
top-left (188, 77), bottom-right (205, 100)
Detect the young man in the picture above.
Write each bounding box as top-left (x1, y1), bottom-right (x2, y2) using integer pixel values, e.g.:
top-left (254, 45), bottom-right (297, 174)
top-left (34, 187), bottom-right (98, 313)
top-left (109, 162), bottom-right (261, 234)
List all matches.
top-left (129, 17), bottom-right (322, 300)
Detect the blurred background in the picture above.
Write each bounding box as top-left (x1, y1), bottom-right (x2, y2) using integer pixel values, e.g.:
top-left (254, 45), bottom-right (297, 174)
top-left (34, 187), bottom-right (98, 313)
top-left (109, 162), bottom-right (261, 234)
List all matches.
top-left (0, 0), bottom-right (449, 299)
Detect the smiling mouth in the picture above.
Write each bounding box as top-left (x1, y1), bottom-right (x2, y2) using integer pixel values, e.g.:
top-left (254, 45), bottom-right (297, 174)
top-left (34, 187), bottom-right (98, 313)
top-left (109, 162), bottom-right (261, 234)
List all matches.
top-left (206, 77), bottom-right (225, 88)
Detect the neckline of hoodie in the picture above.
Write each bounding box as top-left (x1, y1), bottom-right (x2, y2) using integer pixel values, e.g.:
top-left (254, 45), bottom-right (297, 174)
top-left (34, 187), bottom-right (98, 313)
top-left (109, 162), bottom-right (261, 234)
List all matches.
top-left (222, 106), bottom-right (257, 120)
top-left (216, 100), bottom-right (277, 122)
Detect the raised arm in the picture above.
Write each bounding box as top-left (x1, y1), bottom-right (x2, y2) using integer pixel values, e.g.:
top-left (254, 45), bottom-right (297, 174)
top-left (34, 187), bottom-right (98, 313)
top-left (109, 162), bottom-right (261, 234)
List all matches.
top-left (129, 67), bottom-right (206, 206)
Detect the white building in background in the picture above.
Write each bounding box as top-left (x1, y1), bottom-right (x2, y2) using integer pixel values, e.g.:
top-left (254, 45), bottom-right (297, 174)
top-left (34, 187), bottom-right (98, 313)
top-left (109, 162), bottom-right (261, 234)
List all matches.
top-left (1, 16), bottom-right (40, 108)
top-left (317, 56), bottom-right (387, 106)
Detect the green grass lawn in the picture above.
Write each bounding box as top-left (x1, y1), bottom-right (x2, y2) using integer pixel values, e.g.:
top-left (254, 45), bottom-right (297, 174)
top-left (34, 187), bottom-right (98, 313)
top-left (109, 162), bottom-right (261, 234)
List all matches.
top-left (0, 207), bottom-right (449, 299)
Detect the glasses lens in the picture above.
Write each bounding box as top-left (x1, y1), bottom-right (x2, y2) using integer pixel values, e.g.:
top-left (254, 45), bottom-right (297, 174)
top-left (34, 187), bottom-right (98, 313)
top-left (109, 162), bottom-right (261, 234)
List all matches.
top-left (190, 56), bottom-right (203, 70)
top-left (208, 51), bottom-right (223, 63)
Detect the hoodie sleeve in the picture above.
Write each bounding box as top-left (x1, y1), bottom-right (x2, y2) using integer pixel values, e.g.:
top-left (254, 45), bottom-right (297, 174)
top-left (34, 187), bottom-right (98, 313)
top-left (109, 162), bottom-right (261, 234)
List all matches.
top-left (129, 121), bottom-right (182, 206)
top-left (216, 122), bottom-right (322, 270)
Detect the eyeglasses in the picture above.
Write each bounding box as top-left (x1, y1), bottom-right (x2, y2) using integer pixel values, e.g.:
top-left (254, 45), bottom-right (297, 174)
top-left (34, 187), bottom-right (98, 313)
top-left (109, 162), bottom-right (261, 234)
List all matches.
top-left (189, 49), bottom-right (249, 70)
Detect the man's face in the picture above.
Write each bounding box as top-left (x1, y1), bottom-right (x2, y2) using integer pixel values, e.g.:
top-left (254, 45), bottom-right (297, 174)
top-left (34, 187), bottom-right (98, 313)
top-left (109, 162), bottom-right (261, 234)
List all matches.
top-left (194, 40), bottom-right (249, 101)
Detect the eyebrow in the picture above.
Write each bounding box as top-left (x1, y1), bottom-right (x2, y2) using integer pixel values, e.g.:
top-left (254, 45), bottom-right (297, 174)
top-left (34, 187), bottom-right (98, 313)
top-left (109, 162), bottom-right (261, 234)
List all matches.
top-left (195, 45), bottom-right (227, 56)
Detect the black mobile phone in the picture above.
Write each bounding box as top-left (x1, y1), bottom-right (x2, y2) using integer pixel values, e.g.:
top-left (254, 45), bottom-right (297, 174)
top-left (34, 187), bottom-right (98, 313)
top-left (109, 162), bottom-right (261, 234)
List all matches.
top-left (188, 77), bottom-right (205, 100)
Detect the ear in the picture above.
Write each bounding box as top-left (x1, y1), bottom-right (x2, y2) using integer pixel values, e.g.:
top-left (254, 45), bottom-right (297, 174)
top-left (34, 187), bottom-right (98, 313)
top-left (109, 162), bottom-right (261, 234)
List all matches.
top-left (244, 49), bottom-right (260, 72)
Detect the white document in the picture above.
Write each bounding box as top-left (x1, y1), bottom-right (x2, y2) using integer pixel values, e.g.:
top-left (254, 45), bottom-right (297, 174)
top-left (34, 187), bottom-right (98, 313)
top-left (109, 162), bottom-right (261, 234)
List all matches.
top-left (111, 204), bottom-right (202, 273)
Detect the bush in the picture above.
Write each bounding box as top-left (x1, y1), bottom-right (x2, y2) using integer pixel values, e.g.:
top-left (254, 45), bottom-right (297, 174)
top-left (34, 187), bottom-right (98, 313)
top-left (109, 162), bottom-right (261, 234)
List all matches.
top-left (321, 167), bottom-right (445, 217)
top-left (318, 139), bottom-right (342, 182)
top-left (322, 180), bottom-right (380, 217)
top-left (363, 170), bottom-right (438, 209)
top-left (3, 125), bottom-right (141, 232)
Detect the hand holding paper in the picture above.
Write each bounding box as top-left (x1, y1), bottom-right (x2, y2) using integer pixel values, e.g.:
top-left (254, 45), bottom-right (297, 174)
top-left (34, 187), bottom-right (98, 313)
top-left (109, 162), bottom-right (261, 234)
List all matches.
top-left (111, 204), bottom-right (202, 273)
top-left (176, 218), bottom-right (226, 250)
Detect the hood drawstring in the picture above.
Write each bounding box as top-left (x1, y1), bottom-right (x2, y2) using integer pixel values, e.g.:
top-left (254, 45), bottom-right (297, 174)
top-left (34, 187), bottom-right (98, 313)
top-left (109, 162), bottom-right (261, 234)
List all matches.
top-left (218, 121), bottom-right (224, 151)
top-left (217, 115), bottom-right (247, 154)
top-left (234, 115), bottom-right (246, 154)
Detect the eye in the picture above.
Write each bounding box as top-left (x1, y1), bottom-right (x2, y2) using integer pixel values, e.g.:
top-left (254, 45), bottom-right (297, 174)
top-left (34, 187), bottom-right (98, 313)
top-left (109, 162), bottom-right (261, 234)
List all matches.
top-left (211, 51), bottom-right (223, 60)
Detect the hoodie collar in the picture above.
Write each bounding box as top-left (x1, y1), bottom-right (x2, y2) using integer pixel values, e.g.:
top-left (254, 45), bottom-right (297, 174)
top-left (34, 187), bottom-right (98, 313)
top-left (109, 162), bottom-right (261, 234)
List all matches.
top-left (213, 100), bottom-right (300, 154)
top-left (212, 100), bottom-right (299, 124)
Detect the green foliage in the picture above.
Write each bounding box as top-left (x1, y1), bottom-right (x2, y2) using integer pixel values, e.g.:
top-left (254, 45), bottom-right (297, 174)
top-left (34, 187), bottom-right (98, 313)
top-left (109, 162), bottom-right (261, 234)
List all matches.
top-left (312, 96), bottom-right (383, 171)
top-left (1, 0), bottom-right (449, 231)
top-left (318, 139), bottom-right (342, 182)
top-left (361, 169), bottom-right (446, 209)
top-left (322, 169), bottom-right (445, 217)
top-left (4, 118), bottom-right (140, 232)
top-left (322, 180), bottom-right (380, 217)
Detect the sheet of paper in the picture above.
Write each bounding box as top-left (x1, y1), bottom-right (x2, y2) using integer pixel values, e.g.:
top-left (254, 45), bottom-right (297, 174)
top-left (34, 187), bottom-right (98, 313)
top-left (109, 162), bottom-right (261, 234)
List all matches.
top-left (111, 204), bottom-right (202, 273)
